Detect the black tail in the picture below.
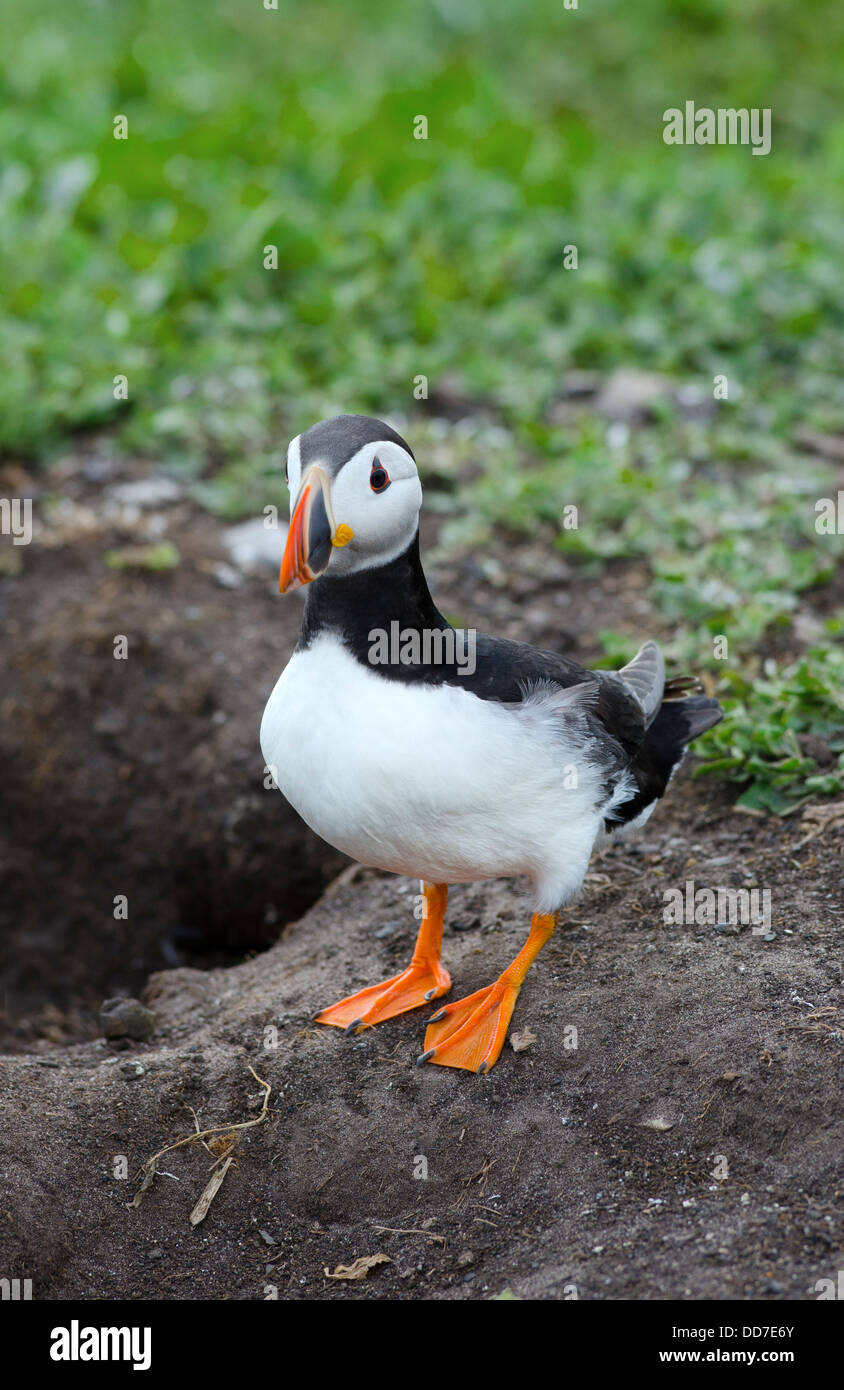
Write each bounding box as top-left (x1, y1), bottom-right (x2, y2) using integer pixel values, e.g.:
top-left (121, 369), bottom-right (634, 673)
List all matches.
top-left (605, 684), bottom-right (723, 831)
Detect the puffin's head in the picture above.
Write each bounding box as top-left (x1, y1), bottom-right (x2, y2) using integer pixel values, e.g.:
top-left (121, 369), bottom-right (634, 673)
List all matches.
top-left (279, 414), bottom-right (422, 592)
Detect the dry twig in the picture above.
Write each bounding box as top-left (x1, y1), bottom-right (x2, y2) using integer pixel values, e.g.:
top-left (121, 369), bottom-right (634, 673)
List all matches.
top-left (130, 1066), bottom-right (271, 1210)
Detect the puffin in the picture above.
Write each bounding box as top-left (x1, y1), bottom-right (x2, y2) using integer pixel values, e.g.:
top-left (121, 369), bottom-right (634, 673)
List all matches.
top-left (261, 414), bottom-right (723, 1073)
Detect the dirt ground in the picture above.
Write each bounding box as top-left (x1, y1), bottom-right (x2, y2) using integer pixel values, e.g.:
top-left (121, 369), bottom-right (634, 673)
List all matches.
top-left (0, 442), bottom-right (842, 1300)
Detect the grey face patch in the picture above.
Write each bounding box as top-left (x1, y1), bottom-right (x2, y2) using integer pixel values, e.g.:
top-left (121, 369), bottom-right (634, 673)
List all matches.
top-left (298, 415), bottom-right (415, 479)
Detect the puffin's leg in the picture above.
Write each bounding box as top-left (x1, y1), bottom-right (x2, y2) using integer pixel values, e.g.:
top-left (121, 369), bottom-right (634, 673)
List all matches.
top-left (315, 882), bottom-right (451, 1034)
top-left (418, 911), bottom-right (556, 1073)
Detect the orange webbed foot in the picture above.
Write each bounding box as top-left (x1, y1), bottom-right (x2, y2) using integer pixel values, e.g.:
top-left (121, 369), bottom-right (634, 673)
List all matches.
top-left (316, 960), bottom-right (451, 1034)
top-left (416, 911), bottom-right (556, 1073)
top-left (417, 980), bottom-right (519, 1073)
top-left (317, 881), bottom-right (451, 1035)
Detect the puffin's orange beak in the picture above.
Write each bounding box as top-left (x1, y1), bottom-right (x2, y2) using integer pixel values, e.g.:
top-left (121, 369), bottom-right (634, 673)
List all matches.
top-left (279, 465), bottom-right (353, 593)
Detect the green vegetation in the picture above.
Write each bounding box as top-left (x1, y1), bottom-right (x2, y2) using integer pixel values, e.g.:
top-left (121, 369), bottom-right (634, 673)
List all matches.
top-left (436, 409), bottom-right (844, 811)
top-left (104, 541), bottom-right (180, 571)
top-left (2, 0), bottom-right (842, 809)
top-left (695, 645), bottom-right (844, 813)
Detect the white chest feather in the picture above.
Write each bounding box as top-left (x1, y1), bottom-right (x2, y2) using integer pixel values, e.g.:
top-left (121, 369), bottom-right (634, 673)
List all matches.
top-left (260, 635), bottom-right (618, 910)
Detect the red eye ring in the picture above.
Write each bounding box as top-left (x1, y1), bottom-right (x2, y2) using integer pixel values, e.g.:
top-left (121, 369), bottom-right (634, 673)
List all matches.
top-left (369, 460), bottom-right (391, 493)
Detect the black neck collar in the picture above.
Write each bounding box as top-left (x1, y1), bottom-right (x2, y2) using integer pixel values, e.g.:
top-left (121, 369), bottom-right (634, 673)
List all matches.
top-left (300, 532), bottom-right (451, 657)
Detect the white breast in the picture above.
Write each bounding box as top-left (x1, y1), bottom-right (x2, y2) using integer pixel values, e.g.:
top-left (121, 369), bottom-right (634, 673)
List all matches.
top-left (260, 634), bottom-right (617, 911)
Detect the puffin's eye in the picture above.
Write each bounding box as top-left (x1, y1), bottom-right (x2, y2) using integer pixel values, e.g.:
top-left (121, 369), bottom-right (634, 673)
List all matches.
top-left (284, 459), bottom-right (289, 486)
top-left (369, 460), bottom-right (390, 493)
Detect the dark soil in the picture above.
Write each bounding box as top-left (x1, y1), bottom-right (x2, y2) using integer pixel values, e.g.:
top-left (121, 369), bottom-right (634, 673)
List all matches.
top-left (0, 443), bottom-right (841, 1300)
top-left (0, 796), bottom-right (841, 1301)
top-left (0, 446), bottom-right (345, 1046)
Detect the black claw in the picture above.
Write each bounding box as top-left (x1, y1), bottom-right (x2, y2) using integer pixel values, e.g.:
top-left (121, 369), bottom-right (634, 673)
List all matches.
top-left (423, 988), bottom-right (436, 1001)
top-left (427, 1008), bottom-right (447, 1023)
top-left (477, 1061), bottom-right (490, 1075)
top-left (343, 1019), bottom-right (364, 1037)
top-left (416, 1049), bottom-right (436, 1067)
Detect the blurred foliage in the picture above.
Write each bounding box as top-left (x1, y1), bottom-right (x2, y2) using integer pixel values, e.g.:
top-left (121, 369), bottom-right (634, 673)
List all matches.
top-left (1, 0), bottom-right (842, 807)
top-left (3, 0), bottom-right (844, 453)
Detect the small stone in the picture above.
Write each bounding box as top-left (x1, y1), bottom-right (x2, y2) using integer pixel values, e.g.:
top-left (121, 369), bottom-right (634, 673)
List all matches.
top-left (146, 1247), bottom-right (165, 1260)
top-left (223, 517), bottom-right (287, 573)
top-left (596, 368), bottom-right (714, 424)
top-left (119, 1060), bottom-right (145, 1080)
top-left (375, 921), bottom-right (400, 939)
top-left (596, 368), bottom-right (673, 423)
top-left (212, 562), bottom-right (243, 590)
top-left (93, 708), bottom-right (128, 737)
top-left (109, 478), bottom-right (182, 508)
top-left (100, 998), bottom-right (156, 1042)
top-left (457, 1249), bottom-right (475, 1268)
top-left (560, 370), bottom-right (601, 399)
